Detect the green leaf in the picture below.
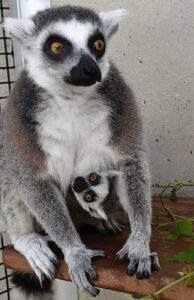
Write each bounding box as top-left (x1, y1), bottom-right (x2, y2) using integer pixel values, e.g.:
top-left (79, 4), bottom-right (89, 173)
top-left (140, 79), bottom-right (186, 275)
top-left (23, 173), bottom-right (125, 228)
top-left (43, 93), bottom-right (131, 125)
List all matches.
top-left (167, 219), bottom-right (193, 240)
top-left (163, 247), bottom-right (194, 263)
top-left (167, 231), bottom-right (180, 240)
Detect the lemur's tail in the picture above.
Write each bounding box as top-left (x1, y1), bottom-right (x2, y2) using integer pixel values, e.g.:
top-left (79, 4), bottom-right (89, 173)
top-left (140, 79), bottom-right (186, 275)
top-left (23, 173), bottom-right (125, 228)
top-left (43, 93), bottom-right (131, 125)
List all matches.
top-left (11, 271), bottom-right (53, 300)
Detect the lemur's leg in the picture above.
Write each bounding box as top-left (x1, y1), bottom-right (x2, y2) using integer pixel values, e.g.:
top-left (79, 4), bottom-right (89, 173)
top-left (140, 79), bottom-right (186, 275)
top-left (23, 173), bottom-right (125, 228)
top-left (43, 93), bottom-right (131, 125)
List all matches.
top-left (115, 153), bottom-right (160, 279)
top-left (10, 175), bottom-right (104, 297)
top-left (1, 180), bottom-right (58, 282)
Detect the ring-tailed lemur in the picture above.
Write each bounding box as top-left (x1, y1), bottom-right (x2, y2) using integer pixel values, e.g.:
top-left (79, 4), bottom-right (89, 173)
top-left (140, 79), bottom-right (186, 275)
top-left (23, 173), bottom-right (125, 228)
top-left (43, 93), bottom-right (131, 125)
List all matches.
top-left (0, 5), bottom-right (160, 299)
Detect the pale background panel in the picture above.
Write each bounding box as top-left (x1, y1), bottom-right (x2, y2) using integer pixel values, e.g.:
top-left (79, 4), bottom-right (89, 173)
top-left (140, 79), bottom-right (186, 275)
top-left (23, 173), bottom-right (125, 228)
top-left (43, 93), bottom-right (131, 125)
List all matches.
top-left (53, 0), bottom-right (194, 192)
top-left (79, 289), bottom-right (133, 300)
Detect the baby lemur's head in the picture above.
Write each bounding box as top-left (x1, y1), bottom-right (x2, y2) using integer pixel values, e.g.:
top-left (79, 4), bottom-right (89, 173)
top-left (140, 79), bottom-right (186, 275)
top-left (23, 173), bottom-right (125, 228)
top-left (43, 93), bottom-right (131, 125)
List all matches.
top-left (71, 171), bottom-right (121, 220)
top-left (4, 6), bottom-right (127, 94)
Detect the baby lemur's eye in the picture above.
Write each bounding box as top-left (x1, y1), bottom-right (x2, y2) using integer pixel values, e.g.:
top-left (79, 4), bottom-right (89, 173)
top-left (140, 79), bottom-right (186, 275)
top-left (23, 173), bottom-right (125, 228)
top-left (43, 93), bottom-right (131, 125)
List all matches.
top-left (84, 190), bottom-right (96, 202)
top-left (89, 172), bottom-right (97, 182)
top-left (93, 40), bottom-right (105, 52)
top-left (88, 172), bottom-right (100, 186)
top-left (50, 41), bottom-right (64, 55)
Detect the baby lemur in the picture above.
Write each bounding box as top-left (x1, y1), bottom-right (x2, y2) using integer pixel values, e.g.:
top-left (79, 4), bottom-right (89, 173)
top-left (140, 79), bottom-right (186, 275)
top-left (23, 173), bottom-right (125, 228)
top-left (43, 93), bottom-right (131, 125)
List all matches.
top-left (0, 5), bottom-right (160, 299)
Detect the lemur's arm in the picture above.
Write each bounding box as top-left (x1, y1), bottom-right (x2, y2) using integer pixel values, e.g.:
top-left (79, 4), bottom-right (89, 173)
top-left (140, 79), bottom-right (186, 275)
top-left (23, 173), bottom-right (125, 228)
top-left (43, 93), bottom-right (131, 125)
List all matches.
top-left (97, 67), bottom-right (160, 278)
top-left (4, 100), bottom-right (81, 249)
top-left (71, 149), bottom-right (160, 279)
top-left (19, 176), bottom-right (81, 248)
top-left (115, 150), bottom-right (159, 278)
top-left (119, 150), bottom-right (151, 248)
top-left (2, 101), bottom-right (103, 297)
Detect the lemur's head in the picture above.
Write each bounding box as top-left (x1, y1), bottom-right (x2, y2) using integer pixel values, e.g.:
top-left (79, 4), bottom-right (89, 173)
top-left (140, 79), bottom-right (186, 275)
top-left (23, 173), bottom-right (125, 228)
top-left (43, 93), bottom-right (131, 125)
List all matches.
top-left (71, 171), bottom-right (121, 220)
top-left (4, 6), bottom-right (127, 94)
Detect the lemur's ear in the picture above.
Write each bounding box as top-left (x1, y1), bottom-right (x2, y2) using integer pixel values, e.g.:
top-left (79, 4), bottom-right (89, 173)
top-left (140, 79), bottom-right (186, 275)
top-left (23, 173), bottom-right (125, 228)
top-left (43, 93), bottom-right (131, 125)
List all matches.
top-left (3, 18), bottom-right (35, 43)
top-left (99, 9), bottom-right (128, 38)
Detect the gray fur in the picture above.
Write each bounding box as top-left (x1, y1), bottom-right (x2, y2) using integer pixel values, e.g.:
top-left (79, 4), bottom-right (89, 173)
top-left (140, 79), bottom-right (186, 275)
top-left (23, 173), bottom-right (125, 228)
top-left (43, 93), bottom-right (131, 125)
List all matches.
top-left (33, 6), bottom-right (101, 32)
top-left (0, 5), bottom-right (159, 299)
top-left (98, 64), bottom-right (143, 147)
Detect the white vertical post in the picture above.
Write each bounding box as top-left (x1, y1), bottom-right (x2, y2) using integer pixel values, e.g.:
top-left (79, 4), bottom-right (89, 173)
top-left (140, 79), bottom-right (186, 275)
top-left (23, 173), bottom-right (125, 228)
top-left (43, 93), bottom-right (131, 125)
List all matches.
top-left (16, 0), bottom-right (51, 18)
top-left (10, 0), bottom-right (52, 70)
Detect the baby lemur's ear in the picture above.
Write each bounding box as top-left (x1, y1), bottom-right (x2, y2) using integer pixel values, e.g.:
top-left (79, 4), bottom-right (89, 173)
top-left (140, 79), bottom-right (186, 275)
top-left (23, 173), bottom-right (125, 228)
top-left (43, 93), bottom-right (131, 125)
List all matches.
top-left (95, 206), bottom-right (108, 221)
top-left (99, 9), bottom-right (128, 38)
top-left (3, 17), bottom-right (35, 44)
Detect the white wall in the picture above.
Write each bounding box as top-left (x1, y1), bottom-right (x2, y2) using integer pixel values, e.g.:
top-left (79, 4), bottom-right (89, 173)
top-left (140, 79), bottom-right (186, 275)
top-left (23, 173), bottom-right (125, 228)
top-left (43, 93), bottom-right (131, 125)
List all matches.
top-left (52, 0), bottom-right (194, 193)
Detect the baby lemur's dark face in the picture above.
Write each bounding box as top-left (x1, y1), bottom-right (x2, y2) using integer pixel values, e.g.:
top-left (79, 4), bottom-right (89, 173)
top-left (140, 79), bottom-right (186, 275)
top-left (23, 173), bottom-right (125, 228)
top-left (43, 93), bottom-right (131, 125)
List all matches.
top-left (71, 172), bottom-right (109, 220)
top-left (71, 171), bottom-right (120, 220)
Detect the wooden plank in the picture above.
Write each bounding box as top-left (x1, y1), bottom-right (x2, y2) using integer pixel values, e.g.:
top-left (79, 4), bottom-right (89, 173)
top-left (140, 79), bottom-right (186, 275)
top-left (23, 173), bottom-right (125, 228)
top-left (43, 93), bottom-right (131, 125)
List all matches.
top-left (3, 197), bottom-right (194, 299)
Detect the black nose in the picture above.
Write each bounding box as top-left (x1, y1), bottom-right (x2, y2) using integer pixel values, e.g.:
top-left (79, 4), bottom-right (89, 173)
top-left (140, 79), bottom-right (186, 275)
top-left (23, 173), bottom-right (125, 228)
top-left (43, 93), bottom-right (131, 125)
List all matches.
top-left (66, 54), bottom-right (102, 87)
top-left (82, 64), bottom-right (101, 81)
top-left (72, 176), bottom-right (88, 193)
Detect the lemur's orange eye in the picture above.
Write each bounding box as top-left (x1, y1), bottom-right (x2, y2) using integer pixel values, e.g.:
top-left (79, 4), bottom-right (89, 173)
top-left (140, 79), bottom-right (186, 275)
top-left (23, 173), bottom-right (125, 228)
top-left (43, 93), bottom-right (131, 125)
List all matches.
top-left (93, 40), bottom-right (105, 52)
top-left (50, 42), bottom-right (64, 55)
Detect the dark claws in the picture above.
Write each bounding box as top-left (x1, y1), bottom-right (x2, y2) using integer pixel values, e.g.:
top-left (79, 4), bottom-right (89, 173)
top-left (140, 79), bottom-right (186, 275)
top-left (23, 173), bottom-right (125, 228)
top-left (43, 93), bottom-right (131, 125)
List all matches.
top-left (88, 270), bottom-right (99, 281)
top-left (136, 270), bottom-right (151, 280)
top-left (92, 273), bottom-right (99, 281)
top-left (114, 254), bottom-right (121, 262)
top-left (91, 288), bottom-right (100, 297)
top-left (95, 288), bottom-right (100, 295)
top-left (150, 253), bottom-right (160, 271)
top-left (127, 264), bottom-right (138, 276)
top-left (151, 262), bottom-right (160, 271)
top-left (127, 268), bottom-right (136, 276)
top-left (51, 258), bottom-right (58, 269)
top-left (126, 253), bottom-right (160, 279)
top-left (40, 273), bottom-right (50, 286)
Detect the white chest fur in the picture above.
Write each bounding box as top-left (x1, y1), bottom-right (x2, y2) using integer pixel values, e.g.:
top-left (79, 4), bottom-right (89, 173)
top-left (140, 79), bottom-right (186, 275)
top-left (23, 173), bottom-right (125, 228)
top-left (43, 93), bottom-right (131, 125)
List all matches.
top-left (37, 92), bottom-right (117, 190)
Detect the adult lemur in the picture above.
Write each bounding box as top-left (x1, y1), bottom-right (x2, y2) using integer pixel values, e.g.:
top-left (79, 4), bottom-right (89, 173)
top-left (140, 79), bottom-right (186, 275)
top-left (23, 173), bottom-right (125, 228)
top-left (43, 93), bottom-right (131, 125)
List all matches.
top-left (0, 5), bottom-right (160, 299)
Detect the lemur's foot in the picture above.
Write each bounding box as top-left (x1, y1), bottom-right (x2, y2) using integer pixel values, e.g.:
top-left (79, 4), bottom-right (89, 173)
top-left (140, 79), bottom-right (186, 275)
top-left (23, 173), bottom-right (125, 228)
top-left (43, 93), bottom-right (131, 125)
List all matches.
top-left (64, 246), bottom-right (105, 297)
top-left (14, 233), bottom-right (58, 283)
top-left (71, 172), bottom-right (110, 219)
top-left (88, 217), bottom-right (124, 235)
top-left (115, 236), bottom-right (160, 279)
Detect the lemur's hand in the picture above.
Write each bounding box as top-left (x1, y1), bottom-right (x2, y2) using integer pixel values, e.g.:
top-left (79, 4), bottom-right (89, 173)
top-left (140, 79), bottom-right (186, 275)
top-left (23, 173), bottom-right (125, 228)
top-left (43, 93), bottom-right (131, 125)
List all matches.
top-left (115, 235), bottom-right (160, 279)
top-left (64, 246), bottom-right (105, 297)
top-left (14, 233), bottom-right (58, 283)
